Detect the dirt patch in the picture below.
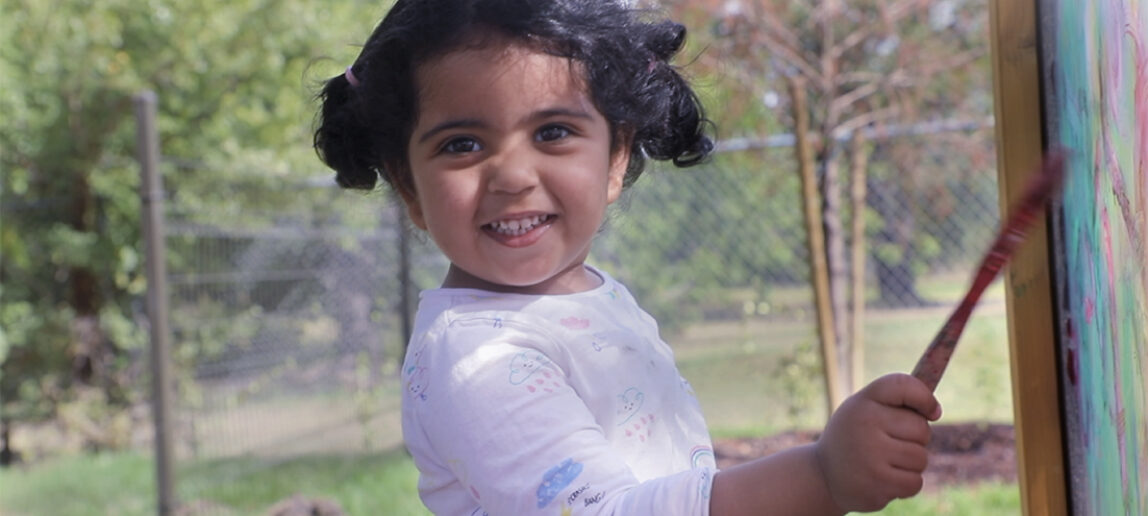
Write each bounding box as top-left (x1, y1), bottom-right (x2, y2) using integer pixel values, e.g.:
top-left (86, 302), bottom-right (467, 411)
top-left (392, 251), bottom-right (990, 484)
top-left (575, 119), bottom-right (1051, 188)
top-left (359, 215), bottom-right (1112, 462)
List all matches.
top-left (713, 422), bottom-right (1016, 491)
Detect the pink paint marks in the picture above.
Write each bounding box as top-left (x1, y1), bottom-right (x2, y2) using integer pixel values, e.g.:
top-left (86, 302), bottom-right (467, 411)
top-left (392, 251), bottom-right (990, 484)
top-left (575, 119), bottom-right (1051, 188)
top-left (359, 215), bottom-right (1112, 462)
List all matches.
top-left (1130, 21), bottom-right (1148, 187)
top-left (1067, 347), bottom-right (1079, 386)
top-left (559, 317), bottom-right (590, 330)
top-left (1135, 24), bottom-right (1148, 297)
top-left (1102, 204), bottom-right (1131, 494)
top-left (1107, 143), bottom-right (1145, 284)
top-left (1122, 9), bottom-right (1148, 306)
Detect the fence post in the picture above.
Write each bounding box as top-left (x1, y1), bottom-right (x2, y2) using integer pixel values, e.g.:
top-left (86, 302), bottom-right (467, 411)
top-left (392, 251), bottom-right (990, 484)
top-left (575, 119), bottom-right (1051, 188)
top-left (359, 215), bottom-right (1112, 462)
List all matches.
top-left (848, 133), bottom-right (870, 392)
top-left (394, 194), bottom-right (414, 364)
top-left (136, 91), bottom-right (176, 516)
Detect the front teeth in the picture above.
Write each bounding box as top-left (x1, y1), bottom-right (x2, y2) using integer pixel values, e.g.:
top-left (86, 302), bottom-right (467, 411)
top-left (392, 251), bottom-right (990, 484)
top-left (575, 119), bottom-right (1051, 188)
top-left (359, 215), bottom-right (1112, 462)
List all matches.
top-left (488, 215), bottom-right (548, 235)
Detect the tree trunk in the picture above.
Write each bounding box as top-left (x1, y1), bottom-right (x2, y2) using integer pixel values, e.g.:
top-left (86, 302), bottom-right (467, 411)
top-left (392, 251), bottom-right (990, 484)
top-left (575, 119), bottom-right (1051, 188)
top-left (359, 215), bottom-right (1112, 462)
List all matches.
top-left (69, 170), bottom-right (107, 386)
top-left (818, 145), bottom-right (852, 392)
top-left (789, 76), bottom-right (845, 412)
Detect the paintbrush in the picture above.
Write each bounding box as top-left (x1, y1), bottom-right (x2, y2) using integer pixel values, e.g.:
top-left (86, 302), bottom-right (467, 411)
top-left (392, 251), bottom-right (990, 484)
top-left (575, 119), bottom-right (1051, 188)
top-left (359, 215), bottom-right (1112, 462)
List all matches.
top-left (911, 148), bottom-right (1068, 392)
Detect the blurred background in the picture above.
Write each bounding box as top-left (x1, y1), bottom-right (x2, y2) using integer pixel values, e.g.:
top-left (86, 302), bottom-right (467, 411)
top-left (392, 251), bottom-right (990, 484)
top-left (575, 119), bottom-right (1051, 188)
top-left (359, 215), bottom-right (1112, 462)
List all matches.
top-left (1, 0), bottom-right (1015, 514)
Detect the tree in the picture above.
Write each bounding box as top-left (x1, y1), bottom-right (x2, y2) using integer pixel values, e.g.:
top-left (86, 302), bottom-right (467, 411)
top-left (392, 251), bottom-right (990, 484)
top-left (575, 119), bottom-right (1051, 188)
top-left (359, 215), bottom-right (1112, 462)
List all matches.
top-left (662, 0), bottom-right (993, 404)
top-left (0, 0), bottom-right (388, 453)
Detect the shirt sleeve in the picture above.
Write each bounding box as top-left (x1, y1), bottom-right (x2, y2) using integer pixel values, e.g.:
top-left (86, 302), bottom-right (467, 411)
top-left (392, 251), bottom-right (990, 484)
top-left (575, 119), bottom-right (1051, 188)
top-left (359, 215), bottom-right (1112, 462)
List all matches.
top-left (403, 315), bottom-right (714, 516)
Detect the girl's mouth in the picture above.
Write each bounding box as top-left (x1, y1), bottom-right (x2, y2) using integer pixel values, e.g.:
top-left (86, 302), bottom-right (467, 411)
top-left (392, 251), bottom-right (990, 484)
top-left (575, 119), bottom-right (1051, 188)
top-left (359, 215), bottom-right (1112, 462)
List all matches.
top-left (483, 214), bottom-right (556, 236)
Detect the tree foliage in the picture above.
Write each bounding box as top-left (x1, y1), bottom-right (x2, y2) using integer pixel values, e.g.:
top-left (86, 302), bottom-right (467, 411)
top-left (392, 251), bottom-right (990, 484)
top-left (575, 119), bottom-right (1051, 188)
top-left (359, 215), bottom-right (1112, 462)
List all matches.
top-left (0, 0), bottom-right (999, 453)
top-left (651, 0), bottom-right (994, 397)
top-left (0, 0), bottom-right (389, 446)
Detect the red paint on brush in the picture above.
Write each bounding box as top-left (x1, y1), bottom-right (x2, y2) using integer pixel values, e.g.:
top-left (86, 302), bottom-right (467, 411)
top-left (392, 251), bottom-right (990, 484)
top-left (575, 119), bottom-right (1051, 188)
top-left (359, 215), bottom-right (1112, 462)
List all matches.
top-left (1066, 347), bottom-right (1078, 386)
top-left (911, 149), bottom-right (1068, 392)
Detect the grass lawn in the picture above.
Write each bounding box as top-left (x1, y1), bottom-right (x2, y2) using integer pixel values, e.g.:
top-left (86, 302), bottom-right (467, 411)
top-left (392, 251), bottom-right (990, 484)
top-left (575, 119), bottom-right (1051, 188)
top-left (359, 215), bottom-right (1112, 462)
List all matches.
top-left (1, 276), bottom-right (1019, 514)
top-left (674, 282), bottom-right (1013, 435)
top-left (0, 447), bottom-right (1017, 515)
top-left (0, 448), bottom-right (426, 516)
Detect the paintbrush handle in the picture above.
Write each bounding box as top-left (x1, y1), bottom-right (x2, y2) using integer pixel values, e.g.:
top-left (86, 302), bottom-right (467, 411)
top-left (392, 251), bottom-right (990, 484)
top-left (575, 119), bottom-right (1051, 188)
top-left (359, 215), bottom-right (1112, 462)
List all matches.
top-left (911, 149), bottom-right (1067, 392)
top-left (912, 305), bottom-right (973, 391)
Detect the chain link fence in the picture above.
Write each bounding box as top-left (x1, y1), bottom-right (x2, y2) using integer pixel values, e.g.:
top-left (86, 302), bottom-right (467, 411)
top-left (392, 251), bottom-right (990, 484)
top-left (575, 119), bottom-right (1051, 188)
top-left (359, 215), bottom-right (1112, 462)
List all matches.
top-left (154, 131), bottom-right (999, 503)
top-left (597, 137), bottom-right (1001, 328)
top-left (159, 181), bottom-right (443, 502)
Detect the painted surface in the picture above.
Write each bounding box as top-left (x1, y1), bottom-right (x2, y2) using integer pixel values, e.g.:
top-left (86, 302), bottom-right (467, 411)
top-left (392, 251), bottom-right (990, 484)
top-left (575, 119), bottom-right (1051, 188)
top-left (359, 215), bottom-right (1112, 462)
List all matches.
top-left (1045, 0), bottom-right (1148, 513)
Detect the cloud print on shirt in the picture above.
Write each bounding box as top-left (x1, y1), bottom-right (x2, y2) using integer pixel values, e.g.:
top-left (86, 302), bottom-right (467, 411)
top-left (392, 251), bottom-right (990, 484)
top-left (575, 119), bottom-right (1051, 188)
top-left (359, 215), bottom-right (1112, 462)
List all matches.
top-left (616, 387), bottom-right (645, 425)
top-left (536, 458), bottom-right (583, 508)
top-left (508, 352), bottom-right (549, 385)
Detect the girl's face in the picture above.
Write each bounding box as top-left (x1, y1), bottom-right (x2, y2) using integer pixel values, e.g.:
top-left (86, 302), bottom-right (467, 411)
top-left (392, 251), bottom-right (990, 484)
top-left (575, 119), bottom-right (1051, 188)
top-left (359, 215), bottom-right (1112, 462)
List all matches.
top-left (403, 38), bottom-right (629, 295)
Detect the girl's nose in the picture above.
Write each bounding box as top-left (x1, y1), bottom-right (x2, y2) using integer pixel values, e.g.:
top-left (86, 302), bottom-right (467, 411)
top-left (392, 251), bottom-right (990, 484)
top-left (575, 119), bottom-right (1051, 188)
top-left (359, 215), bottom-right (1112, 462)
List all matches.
top-left (485, 144), bottom-right (538, 195)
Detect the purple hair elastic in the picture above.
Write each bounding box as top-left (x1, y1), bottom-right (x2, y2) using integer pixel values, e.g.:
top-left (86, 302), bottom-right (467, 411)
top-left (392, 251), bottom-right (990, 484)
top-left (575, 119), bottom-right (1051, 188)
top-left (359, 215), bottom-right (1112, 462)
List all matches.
top-left (345, 65), bottom-right (360, 87)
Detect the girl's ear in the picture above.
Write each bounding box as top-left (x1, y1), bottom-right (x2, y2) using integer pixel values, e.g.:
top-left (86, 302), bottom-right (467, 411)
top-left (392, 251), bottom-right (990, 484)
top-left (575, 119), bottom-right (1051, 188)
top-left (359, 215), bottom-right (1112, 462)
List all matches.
top-left (401, 189), bottom-right (428, 230)
top-left (606, 132), bottom-right (633, 204)
top-left (393, 169), bottom-right (428, 230)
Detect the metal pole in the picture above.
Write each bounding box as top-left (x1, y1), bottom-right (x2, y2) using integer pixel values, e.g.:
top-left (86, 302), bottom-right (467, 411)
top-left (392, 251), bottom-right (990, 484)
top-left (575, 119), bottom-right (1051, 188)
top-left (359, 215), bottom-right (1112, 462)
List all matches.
top-left (136, 91), bottom-right (176, 516)
top-left (713, 117), bottom-right (995, 153)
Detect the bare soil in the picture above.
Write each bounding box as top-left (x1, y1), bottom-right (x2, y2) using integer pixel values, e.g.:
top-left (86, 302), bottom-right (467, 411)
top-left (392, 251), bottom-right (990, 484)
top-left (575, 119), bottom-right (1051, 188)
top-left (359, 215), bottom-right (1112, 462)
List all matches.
top-left (713, 422), bottom-right (1016, 491)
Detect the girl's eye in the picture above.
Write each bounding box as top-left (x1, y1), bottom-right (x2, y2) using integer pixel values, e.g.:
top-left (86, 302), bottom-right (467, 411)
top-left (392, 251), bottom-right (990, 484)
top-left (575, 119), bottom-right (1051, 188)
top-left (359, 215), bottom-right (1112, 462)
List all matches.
top-left (441, 137), bottom-right (481, 154)
top-left (536, 125), bottom-right (571, 142)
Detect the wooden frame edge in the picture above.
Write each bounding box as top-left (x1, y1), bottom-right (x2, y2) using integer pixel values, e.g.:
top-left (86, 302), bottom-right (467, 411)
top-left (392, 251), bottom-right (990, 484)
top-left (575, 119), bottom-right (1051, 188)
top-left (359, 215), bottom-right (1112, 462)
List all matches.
top-left (988, 1), bottom-right (1069, 515)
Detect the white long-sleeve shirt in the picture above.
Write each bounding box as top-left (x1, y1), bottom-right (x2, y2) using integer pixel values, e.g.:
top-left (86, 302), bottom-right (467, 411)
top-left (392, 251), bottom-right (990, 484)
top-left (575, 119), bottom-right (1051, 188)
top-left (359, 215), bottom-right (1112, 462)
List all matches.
top-left (400, 266), bottom-right (716, 515)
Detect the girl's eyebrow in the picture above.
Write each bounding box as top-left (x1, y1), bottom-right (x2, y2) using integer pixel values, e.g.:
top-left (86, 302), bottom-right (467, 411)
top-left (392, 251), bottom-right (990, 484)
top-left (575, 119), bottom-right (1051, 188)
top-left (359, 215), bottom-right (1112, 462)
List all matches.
top-left (417, 118), bottom-right (484, 144)
top-left (416, 107), bottom-right (595, 144)
top-left (531, 107), bottom-right (594, 122)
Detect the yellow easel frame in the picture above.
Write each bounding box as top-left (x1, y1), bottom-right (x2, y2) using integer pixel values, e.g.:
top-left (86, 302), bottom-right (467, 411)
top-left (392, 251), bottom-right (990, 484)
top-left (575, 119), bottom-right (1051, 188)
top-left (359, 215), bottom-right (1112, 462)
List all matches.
top-left (988, 1), bottom-right (1069, 514)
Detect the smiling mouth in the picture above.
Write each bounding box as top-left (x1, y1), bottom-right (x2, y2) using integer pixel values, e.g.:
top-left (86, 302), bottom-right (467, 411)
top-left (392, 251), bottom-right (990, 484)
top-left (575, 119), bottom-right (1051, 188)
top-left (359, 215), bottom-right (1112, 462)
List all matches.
top-left (484, 214), bottom-right (556, 236)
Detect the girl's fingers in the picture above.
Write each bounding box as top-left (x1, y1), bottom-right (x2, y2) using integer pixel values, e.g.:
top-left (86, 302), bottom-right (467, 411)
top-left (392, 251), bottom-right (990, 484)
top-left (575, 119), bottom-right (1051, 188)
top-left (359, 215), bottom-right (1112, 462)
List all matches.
top-left (886, 468), bottom-right (927, 499)
top-left (866, 373), bottom-right (943, 420)
top-left (886, 438), bottom-right (930, 473)
top-left (882, 409), bottom-right (932, 446)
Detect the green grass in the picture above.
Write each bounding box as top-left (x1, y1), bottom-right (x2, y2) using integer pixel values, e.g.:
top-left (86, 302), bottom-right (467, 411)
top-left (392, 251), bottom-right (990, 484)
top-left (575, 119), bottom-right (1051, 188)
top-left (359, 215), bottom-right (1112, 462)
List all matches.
top-left (875, 484), bottom-right (1021, 515)
top-left (0, 447), bottom-right (1016, 515)
top-left (673, 282), bottom-right (1013, 435)
top-left (0, 448), bottom-right (427, 516)
top-left (0, 452), bottom-right (155, 516)
top-left (861, 299), bottom-right (1014, 423)
top-left (178, 448), bottom-right (426, 515)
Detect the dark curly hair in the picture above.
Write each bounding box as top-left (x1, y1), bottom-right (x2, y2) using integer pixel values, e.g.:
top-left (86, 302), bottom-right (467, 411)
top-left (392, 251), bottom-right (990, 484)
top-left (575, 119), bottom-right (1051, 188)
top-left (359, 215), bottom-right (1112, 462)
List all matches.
top-left (313, 0), bottom-right (714, 193)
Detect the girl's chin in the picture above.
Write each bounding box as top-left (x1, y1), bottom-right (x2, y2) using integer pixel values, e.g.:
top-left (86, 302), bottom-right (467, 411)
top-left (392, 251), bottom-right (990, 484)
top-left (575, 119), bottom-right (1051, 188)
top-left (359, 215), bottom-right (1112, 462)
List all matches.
top-left (445, 263), bottom-right (592, 294)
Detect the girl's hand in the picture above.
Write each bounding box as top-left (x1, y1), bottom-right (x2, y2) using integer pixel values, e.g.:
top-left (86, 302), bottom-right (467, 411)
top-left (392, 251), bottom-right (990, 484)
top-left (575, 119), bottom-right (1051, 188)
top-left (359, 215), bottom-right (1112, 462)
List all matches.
top-left (814, 373), bottom-right (942, 513)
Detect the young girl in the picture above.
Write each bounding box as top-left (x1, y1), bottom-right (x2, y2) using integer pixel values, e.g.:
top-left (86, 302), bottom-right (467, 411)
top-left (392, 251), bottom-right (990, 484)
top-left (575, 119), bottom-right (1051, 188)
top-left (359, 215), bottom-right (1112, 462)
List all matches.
top-left (314, 1), bottom-right (942, 514)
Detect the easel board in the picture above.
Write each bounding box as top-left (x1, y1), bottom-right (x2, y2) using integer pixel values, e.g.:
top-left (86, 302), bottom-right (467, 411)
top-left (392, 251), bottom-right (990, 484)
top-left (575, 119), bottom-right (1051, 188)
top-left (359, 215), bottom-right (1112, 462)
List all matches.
top-left (1040, 1), bottom-right (1148, 514)
top-left (991, 1), bottom-right (1148, 515)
